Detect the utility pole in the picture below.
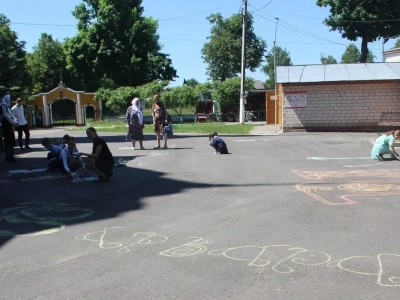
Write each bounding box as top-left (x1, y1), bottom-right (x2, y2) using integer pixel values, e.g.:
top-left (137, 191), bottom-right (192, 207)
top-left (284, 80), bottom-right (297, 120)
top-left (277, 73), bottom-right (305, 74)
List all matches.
top-left (239, 0), bottom-right (247, 124)
top-left (273, 18), bottom-right (279, 134)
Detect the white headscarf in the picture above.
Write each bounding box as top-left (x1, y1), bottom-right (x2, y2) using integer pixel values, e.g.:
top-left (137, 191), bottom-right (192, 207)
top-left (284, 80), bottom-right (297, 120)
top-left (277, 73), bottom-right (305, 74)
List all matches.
top-left (1, 93), bottom-right (10, 106)
top-left (131, 98), bottom-right (143, 125)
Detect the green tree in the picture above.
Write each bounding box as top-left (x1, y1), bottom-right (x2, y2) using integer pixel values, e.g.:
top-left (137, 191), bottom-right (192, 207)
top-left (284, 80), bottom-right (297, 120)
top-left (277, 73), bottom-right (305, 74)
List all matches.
top-left (211, 77), bottom-right (255, 110)
top-left (95, 80), bottom-right (169, 112)
top-left (341, 44), bottom-right (375, 63)
top-left (0, 14), bottom-right (27, 90)
top-left (65, 0), bottom-right (177, 91)
top-left (183, 78), bottom-right (200, 87)
top-left (394, 39), bottom-right (400, 49)
top-left (162, 85), bottom-right (201, 115)
top-left (317, 0), bottom-right (400, 63)
top-left (320, 53), bottom-right (338, 64)
top-left (202, 13), bottom-right (266, 81)
top-left (262, 46), bottom-right (293, 90)
top-left (26, 33), bottom-right (69, 94)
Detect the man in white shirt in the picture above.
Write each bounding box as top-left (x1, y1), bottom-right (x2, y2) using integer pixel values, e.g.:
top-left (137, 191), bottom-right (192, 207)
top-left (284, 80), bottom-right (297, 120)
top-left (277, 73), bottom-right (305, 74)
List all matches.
top-left (12, 98), bottom-right (31, 150)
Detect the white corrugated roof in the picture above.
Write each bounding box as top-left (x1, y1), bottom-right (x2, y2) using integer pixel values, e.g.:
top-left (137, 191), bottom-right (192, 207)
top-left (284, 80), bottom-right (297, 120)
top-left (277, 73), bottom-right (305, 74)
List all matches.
top-left (276, 63), bottom-right (400, 84)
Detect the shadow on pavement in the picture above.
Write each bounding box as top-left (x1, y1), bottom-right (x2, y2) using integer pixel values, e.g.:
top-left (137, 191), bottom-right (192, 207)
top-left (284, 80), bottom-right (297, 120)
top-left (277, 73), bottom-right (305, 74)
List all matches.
top-left (0, 154), bottom-right (265, 249)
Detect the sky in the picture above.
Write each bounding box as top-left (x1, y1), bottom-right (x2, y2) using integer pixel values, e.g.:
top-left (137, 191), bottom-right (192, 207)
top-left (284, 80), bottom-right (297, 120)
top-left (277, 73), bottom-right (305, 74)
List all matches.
top-left (1, 0), bottom-right (398, 89)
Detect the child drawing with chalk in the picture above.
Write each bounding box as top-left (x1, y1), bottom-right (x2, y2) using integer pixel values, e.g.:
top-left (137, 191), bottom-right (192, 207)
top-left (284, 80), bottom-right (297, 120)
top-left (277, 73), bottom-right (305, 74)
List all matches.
top-left (209, 132), bottom-right (229, 155)
top-left (371, 130), bottom-right (400, 161)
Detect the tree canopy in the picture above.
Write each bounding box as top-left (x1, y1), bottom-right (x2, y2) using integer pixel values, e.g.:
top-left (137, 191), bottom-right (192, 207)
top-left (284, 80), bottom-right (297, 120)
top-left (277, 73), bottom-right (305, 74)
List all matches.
top-left (262, 46), bottom-right (293, 89)
top-left (320, 53), bottom-right (338, 64)
top-left (211, 77), bottom-right (254, 110)
top-left (340, 44), bottom-right (375, 63)
top-left (202, 13), bottom-right (266, 81)
top-left (0, 14), bottom-right (27, 91)
top-left (317, 0), bottom-right (400, 63)
top-left (65, 0), bottom-right (177, 91)
top-left (26, 33), bottom-right (71, 94)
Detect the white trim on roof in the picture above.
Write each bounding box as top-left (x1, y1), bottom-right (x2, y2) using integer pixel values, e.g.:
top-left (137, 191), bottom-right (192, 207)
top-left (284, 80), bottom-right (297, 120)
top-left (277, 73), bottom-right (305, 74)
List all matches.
top-left (277, 62), bottom-right (400, 84)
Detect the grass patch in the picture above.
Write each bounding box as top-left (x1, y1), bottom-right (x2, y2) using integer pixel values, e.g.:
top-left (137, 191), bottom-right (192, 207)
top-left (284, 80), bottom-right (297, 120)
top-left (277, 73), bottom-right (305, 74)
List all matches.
top-left (66, 122), bottom-right (255, 135)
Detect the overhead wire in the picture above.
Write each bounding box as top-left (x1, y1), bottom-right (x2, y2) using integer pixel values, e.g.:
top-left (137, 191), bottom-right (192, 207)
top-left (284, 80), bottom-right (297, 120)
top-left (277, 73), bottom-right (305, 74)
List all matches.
top-left (10, 1), bottom-right (242, 27)
top-left (260, 7), bottom-right (400, 23)
top-left (158, 1), bottom-right (242, 21)
top-left (251, 0), bottom-right (275, 12)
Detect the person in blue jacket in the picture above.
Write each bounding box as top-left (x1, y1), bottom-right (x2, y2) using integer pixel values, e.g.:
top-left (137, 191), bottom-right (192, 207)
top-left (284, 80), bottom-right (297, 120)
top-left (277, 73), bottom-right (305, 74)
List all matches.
top-left (209, 132), bottom-right (229, 154)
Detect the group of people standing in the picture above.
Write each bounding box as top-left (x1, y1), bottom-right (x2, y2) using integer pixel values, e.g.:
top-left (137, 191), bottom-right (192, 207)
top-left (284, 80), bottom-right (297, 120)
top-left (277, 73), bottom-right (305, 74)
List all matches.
top-left (125, 94), bottom-right (171, 150)
top-left (0, 91), bottom-right (31, 163)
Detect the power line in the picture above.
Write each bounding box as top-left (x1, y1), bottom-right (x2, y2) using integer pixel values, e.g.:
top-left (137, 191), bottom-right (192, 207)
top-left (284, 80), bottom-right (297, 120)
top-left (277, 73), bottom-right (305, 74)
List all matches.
top-left (251, 0), bottom-right (275, 12)
top-left (259, 7), bottom-right (400, 23)
top-left (10, 1), bottom-right (242, 27)
top-left (11, 22), bottom-right (75, 27)
top-left (252, 11), bottom-right (349, 47)
top-left (158, 1), bottom-right (242, 21)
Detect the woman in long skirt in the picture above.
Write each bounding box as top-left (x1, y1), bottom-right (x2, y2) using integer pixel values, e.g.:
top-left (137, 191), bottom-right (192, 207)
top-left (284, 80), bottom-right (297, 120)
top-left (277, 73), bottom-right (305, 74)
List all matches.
top-left (125, 98), bottom-right (144, 150)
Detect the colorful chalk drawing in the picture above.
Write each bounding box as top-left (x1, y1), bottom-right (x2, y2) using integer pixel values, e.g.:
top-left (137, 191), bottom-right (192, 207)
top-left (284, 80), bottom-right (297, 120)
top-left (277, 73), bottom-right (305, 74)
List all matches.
top-left (0, 202), bottom-right (94, 236)
top-left (75, 229), bottom-right (400, 287)
top-left (295, 182), bottom-right (400, 205)
top-left (292, 169), bottom-right (400, 180)
top-left (293, 169), bottom-right (400, 206)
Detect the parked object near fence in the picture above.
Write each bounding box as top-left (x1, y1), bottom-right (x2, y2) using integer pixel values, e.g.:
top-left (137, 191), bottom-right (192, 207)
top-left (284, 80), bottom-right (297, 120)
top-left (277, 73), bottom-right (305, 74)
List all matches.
top-left (377, 111), bottom-right (400, 135)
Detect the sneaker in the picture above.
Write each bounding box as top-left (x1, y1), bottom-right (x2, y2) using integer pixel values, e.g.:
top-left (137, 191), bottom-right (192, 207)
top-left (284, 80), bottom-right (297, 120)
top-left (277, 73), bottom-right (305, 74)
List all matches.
top-left (20, 147), bottom-right (25, 151)
top-left (162, 145), bottom-right (168, 149)
top-left (132, 147), bottom-right (135, 150)
top-left (376, 153), bottom-right (384, 161)
top-left (154, 145), bottom-right (161, 149)
top-left (25, 146), bottom-right (32, 150)
top-left (140, 146), bottom-right (145, 150)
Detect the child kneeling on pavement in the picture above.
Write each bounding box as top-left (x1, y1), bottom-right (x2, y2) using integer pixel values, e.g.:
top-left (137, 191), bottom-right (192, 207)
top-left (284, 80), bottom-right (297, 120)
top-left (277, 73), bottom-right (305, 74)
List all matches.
top-left (60, 136), bottom-right (82, 179)
top-left (209, 132), bottom-right (229, 155)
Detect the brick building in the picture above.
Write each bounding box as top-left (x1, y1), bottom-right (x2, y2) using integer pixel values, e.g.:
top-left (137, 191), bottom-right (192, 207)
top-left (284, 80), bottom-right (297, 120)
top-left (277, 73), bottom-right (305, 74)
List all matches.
top-left (276, 63), bottom-right (400, 131)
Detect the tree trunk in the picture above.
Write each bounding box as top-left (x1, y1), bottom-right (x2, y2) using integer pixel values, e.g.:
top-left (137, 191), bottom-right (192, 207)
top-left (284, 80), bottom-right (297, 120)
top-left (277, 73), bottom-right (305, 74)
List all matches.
top-left (360, 38), bottom-right (368, 63)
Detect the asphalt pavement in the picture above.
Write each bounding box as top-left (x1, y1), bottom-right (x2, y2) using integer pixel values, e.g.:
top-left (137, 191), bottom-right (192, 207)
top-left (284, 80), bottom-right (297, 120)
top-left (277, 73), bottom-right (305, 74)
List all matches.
top-left (0, 130), bottom-right (399, 300)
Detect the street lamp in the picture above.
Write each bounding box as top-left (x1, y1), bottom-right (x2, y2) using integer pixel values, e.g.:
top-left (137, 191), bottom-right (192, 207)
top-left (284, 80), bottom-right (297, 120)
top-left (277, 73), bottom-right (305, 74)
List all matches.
top-left (273, 18), bottom-right (279, 134)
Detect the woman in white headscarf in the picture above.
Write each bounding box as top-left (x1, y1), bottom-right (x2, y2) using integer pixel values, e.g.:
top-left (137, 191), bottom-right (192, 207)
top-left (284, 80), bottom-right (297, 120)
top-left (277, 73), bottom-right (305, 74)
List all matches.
top-left (1, 91), bottom-right (18, 162)
top-left (125, 98), bottom-right (144, 150)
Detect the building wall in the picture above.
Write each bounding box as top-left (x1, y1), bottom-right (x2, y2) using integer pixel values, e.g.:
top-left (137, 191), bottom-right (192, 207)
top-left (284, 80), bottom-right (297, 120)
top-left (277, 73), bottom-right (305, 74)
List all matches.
top-left (384, 52), bottom-right (400, 62)
top-left (281, 81), bottom-right (400, 130)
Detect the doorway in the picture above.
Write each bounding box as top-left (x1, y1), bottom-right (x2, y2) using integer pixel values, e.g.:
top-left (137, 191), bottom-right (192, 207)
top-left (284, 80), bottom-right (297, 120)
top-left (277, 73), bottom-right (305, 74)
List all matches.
top-left (49, 99), bottom-right (77, 126)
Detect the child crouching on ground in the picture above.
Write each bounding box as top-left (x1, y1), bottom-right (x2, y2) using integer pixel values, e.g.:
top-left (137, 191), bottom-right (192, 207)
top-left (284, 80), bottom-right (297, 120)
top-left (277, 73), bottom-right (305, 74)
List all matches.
top-left (42, 138), bottom-right (63, 171)
top-left (209, 132), bottom-right (229, 155)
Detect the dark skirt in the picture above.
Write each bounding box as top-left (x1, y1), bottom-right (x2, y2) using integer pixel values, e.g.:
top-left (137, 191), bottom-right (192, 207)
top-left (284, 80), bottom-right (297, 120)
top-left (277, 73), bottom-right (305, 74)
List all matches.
top-left (127, 123), bottom-right (143, 141)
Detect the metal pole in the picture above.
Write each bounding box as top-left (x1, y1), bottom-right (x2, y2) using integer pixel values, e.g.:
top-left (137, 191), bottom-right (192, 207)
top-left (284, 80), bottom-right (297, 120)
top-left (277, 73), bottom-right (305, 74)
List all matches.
top-left (239, 0), bottom-right (247, 124)
top-left (382, 38), bottom-right (385, 62)
top-left (274, 18), bottom-right (279, 133)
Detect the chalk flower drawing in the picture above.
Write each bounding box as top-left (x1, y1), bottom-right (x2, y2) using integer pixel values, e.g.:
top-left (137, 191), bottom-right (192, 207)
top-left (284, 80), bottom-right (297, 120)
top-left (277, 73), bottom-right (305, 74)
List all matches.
top-left (0, 202), bottom-right (94, 236)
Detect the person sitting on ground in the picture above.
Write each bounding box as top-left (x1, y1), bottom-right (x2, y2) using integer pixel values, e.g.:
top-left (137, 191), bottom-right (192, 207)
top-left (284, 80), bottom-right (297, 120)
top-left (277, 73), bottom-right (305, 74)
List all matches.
top-left (209, 132), bottom-right (229, 155)
top-left (42, 138), bottom-right (63, 171)
top-left (371, 130), bottom-right (400, 161)
top-left (60, 136), bottom-right (82, 178)
top-left (79, 127), bottom-right (114, 182)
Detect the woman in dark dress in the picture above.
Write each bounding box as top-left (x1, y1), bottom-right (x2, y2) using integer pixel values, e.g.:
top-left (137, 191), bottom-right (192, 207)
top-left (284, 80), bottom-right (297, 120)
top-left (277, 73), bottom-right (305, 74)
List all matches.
top-left (151, 94), bottom-right (168, 149)
top-left (79, 127), bottom-right (115, 182)
top-left (125, 98), bottom-right (144, 150)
